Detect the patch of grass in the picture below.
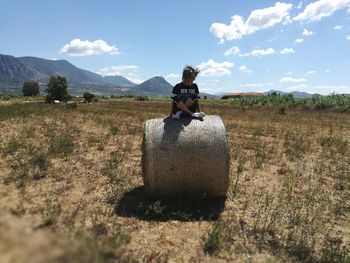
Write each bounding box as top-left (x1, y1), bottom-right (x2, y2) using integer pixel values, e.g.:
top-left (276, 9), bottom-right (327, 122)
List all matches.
top-left (232, 157), bottom-right (245, 199)
top-left (105, 186), bottom-right (123, 205)
top-left (28, 149), bottom-right (50, 180)
top-left (109, 124), bottom-right (119, 136)
top-left (1, 136), bottom-right (23, 156)
top-left (203, 221), bottom-right (226, 255)
top-left (278, 104), bottom-right (287, 115)
top-left (320, 235), bottom-right (350, 263)
top-left (145, 200), bottom-right (166, 217)
top-left (49, 134), bottom-right (75, 157)
top-left (41, 197), bottom-right (61, 227)
top-left (280, 167), bottom-right (297, 199)
top-left (319, 135), bottom-right (349, 156)
top-left (283, 131), bottom-right (310, 160)
top-left (285, 188), bottom-right (331, 261)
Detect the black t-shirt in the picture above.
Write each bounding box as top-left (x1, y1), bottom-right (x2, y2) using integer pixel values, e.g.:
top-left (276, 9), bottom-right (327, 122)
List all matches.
top-left (172, 82), bottom-right (199, 95)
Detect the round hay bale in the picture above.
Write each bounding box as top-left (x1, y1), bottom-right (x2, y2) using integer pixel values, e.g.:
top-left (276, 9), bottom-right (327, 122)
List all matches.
top-left (142, 115), bottom-right (230, 198)
top-left (66, 100), bottom-right (77, 108)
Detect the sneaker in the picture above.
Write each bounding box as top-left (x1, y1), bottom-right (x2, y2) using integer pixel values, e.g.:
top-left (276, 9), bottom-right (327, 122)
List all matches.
top-left (192, 112), bottom-right (205, 118)
top-left (173, 111), bottom-right (182, 119)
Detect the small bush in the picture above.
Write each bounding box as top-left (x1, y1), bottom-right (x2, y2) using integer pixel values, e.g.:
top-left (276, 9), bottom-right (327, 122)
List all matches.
top-left (83, 92), bottom-right (97, 103)
top-left (41, 197), bottom-right (61, 226)
top-left (278, 104), bottom-right (287, 114)
top-left (203, 221), bottom-right (225, 254)
top-left (135, 96), bottom-right (149, 101)
top-left (22, 81), bottom-right (39, 96)
top-left (49, 135), bottom-right (75, 157)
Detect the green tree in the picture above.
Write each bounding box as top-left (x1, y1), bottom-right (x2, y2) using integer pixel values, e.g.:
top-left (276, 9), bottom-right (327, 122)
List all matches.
top-left (46, 76), bottom-right (70, 102)
top-left (22, 81), bottom-right (39, 96)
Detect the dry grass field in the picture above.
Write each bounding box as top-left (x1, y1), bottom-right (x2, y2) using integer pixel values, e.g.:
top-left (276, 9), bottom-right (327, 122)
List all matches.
top-left (0, 99), bottom-right (349, 262)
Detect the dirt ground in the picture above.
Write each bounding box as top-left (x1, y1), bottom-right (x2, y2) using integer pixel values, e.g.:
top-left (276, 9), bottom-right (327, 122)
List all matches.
top-left (0, 99), bottom-right (349, 262)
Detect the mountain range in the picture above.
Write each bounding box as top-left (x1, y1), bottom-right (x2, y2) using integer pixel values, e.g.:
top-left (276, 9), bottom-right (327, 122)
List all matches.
top-left (2, 54), bottom-right (335, 99)
top-left (264, 90), bottom-right (317, 98)
top-left (0, 54), bottom-right (217, 98)
top-left (0, 54), bottom-right (134, 89)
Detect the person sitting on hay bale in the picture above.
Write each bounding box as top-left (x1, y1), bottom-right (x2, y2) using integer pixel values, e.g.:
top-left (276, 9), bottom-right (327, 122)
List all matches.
top-left (168, 65), bottom-right (205, 119)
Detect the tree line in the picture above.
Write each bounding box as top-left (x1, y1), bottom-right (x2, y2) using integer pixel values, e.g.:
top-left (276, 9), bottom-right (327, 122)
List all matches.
top-left (22, 76), bottom-right (96, 103)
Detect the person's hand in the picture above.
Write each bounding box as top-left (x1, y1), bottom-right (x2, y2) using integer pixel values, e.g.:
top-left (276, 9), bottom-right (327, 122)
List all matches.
top-left (163, 114), bottom-right (172, 120)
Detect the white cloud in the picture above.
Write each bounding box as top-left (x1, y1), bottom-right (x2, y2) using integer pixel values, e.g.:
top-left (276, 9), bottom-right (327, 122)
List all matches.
top-left (285, 84), bottom-right (309, 91)
top-left (240, 83), bottom-right (273, 88)
top-left (334, 25), bottom-right (343, 30)
top-left (305, 70), bottom-right (316, 75)
top-left (239, 65), bottom-right (253, 74)
top-left (293, 84), bottom-right (350, 94)
top-left (295, 38), bottom-right (304, 44)
top-left (98, 65), bottom-right (143, 84)
top-left (302, 29), bottom-right (314, 36)
top-left (98, 65), bottom-right (138, 76)
top-left (197, 59), bottom-right (234, 77)
top-left (285, 71), bottom-right (293, 75)
top-left (165, 74), bottom-right (180, 84)
top-left (268, 36), bottom-right (278, 42)
top-left (297, 1), bottom-right (303, 9)
top-left (224, 46), bottom-right (240, 56)
top-left (127, 78), bottom-right (143, 84)
top-left (293, 0), bottom-right (350, 22)
top-left (282, 15), bottom-right (293, 25)
top-left (60, 39), bottom-right (120, 56)
top-left (210, 2), bottom-right (293, 41)
top-left (225, 47), bottom-right (275, 57)
top-left (280, 48), bottom-right (295, 54)
top-left (347, 35), bottom-right (350, 40)
top-left (241, 48), bottom-right (275, 57)
top-left (280, 77), bottom-right (307, 83)
top-left (308, 85), bottom-right (350, 94)
top-left (165, 73), bottom-right (180, 79)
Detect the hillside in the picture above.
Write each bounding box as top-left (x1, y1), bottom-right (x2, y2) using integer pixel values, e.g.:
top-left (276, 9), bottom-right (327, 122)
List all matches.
top-left (0, 54), bottom-right (135, 89)
top-left (0, 54), bottom-right (220, 98)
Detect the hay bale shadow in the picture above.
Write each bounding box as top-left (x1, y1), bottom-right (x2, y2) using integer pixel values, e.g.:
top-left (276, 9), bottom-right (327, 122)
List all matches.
top-left (115, 186), bottom-right (226, 222)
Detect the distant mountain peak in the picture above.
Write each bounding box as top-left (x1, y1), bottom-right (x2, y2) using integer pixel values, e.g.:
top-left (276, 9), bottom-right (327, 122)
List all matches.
top-left (133, 75), bottom-right (173, 96)
top-left (0, 53), bottom-right (135, 87)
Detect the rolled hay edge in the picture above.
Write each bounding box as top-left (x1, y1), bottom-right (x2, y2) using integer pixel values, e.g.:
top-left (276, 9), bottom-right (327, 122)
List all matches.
top-left (142, 115), bottom-right (230, 198)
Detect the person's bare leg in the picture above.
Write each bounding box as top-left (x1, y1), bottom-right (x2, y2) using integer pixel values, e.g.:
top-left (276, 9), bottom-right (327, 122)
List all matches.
top-left (164, 102), bottom-right (174, 119)
top-left (176, 101), bottom-right (193, 115)
top-left (185, 98), bottom-right (194, 108)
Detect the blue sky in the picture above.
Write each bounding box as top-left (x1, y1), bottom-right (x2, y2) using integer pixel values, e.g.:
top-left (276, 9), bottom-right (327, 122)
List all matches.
top-left (1, 0), bottom-right (350, 94)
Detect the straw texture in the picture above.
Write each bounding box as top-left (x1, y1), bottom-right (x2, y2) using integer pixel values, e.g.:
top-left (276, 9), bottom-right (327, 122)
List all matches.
top-left (142, 115), bottom-right (230, 198)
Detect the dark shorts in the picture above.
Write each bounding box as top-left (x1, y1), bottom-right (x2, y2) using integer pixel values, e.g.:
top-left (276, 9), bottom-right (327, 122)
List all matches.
top-left (171, 94), bottom-right (200, 114)
top-left (171, 94), bottom-right (199, 104)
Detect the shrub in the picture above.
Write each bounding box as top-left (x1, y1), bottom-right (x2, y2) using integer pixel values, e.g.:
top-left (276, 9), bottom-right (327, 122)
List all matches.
top-left (203, 221), bottom-right (225, 254)
top-left (83, 92), bottom-right (96, 103)
top-left (278, 104), bottom-right (287, 114)
top-left (22, 81), bottom-right (39, 96)
top-left (135, 96), bottom-right (149, 101)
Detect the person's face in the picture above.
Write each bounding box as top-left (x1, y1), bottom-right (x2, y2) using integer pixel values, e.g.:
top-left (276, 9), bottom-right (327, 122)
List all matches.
top-left (187, 72), bottom-right (196, 82)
